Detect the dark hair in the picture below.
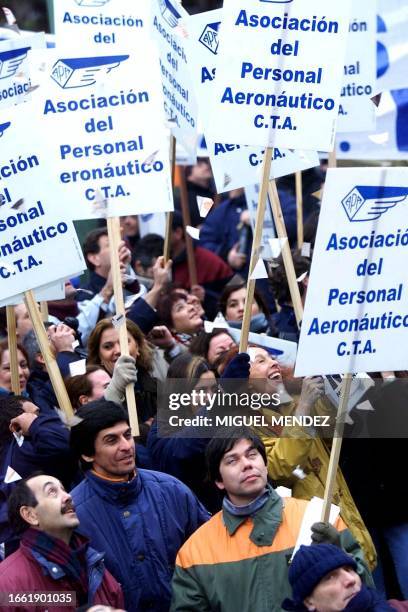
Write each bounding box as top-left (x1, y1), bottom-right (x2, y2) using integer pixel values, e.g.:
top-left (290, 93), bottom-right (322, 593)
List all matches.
top-left (64, 365), bottom-right (106, 410)
top-left (82, 228), bottom-right (108, 271)
top-left (219, 282), bottom-right (270, 319)
top-left (70, 400), bottom-right (129, 470)
top-left (156, 289), bottom-right (189, 330)
top-left (171, 209), bottom-right (184, 232)
top-left (269, 250), bottom-right (311, 305)
top-left (0, 395), bottom-right (27, 455)
top-left (206, 430), bottom-right (267, 484)
top-left (189, 329), bottom-right (235, 361)
top-left (134, 234), bottom-right (164, 270)
top-left (22, 324), bottom-right (53, 370)
top-left (8, 476), bottom-right (40, 535)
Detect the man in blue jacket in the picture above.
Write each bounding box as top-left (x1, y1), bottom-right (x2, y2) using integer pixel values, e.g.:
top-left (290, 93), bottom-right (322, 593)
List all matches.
top-left (70, 400), bottom-right (209, 612)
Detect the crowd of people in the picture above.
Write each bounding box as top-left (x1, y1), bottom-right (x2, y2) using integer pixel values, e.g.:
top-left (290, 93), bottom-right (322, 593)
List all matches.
top-left (0, 162), bottom-right (407, 612)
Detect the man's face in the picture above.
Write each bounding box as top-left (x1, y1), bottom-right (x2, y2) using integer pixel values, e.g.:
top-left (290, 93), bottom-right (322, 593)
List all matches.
top-left (87, 369), bottom-right (111, 401)
top-left (85, 421), bottom-right (135, 478)
top-left (216, 438), bottom-right (267, 506)
top-left (24, 475), bottom-right (79, 537)
top-left (87, 235), bottom-right (111, 276)
top-left (305, 567), bottom-right (362, 612)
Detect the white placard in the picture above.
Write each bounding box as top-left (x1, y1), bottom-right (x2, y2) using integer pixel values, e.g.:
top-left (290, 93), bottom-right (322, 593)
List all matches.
top-left (0, 278), bottom-right (66, 307)
top-left (376, 0), bottom-right (408, 92)
top-left (139, 212), bottom-right (166, 238)
top-left (151, 0), bottom-right (198, 159)
top-left (53, 0), bottom-right (151, 49)
top-left (28, 45), bottom-right (173, 220)
top-left (0, 34), bottom-right (45, 110)
top-left (337, 1), bottom-right (376, 133)
top-left (186, 10), bottom-right (319, 191)
top-left (228, 327), bottom-right (297, 367)
top-left (295, 167), bottom-right (408, 376)
top-left (206, 0), bottom-right (352, 151)
top-left (244, 183), bottom-right (276, 259)
top-left (0, 105), bottom-right (86, 300)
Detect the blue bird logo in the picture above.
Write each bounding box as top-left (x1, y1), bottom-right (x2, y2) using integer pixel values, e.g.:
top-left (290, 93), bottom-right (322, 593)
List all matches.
top-left (341, 186), bottom-right (408, 222)
top-left (0, 47), bottom-right (30, 80)
top-left (51, 55), bottom-right (129, 89)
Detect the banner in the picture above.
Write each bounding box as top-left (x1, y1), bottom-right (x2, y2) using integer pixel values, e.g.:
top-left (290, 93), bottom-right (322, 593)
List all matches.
top-left (295, 167), bottom-right (408, 376)
top-left (0, 104), bottom-right (86, 299)
top-left (206, 0), bottom-right (352, 151)
top-left (28, 45), bottom-right (173, 220)
top-left (337, 1), bottom-right (376, 133)
top-left (151, 0), bottom-right (198, 159)
top-left (0, 34), bottom-right (45, 110)
top-left (53, 0), bottom-right (150, 49)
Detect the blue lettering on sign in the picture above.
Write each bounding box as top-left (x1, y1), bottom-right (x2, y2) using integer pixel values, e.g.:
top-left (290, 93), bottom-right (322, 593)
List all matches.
top-left (341, 186), bottom-right (408, 222)
top-left (0, 47), bottom-right (31, 80)
top-left (51, 55), bottom-right (129, 89)
top-left (259, 0), bottom-right (293, 3)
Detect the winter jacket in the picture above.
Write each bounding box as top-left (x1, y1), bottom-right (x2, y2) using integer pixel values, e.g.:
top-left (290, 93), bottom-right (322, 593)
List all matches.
top-left (0, 538), bottom-right (124, 612)
top-left (71, 469), bottom-right (210, 612)
top-left (252, 401), bottom-right (376, 570)
top-left (147, 419), bottom-right (222, 514)
top-left (171, 490), bottom-right (371, 612)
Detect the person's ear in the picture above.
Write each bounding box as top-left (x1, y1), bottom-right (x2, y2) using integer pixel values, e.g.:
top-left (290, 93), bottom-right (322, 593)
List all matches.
top-left (215, 479), bottom-right (225, 492)
top-left (81, 453), bottom-right (95, 465)
top-left (20, 505), bottom-right (39, 528)
top-left (79, 395), bottom-right (89, 406)
top-left (87, 253), bottom-right (100, 269)
top-left (304, 597), bottom-right (316, 611)
top-left (134, 260), bottom-right (145, 275)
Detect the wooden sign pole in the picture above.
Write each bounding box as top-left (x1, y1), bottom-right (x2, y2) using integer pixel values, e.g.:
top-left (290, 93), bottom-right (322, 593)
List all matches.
top-left (295, 171), bottom-right (304, 248)
top-left (6, 306), bottom-right (20, 395)
top-left (178, 166), bottom-right (198, 287)
top-left (107, 216), bottom-right (140, 437)
top-left (321, 373), bottom-right (352, 521)
top-left (239, 147), bottom-right (274, 352)
top-left (320, 144), bottom-right (353, 521)
top-left (24, 291), bottom-right (74, 418)
top-left (268, 180), bottom-right (304, 327)
top-left (163, 135), bottom-right (176, 264)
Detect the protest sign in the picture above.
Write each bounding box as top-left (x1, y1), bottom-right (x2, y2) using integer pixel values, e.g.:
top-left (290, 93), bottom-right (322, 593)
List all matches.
top-left (28, 45), bottom-right (173, 220)
top-left (337, 1), bottom-right (376, 133)
top-left (228, 327), bottom-right (297, 368)
top-left (244, 183), bottom-right (276, 259)
top-left (376, 0), bottom-right (408, 92)
top-left (186, 9), bottom-right (319, 192)
top-left (295, 167), bottom-right (408, 377)
top-left (139, 213), bottom-right (166, 238)
top-left (152, 0), bottom-right (198, 160)
top-left (0, 278), bottom-right (66, 307)
top-left (206, 0), bottom-right (352, 151)
top-left (53, 0), bottom-right (151, 49)
top-left (337, 89), bottom-right (408, 161)
top-left (0, 33), bottom-right (45, 110)
top-left (0, 104), bottom-right (85, 299)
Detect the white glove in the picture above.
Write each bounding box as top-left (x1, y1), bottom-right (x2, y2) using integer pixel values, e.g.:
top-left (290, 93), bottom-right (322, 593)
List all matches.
top-left (104, 355), bottom-right (137, 404)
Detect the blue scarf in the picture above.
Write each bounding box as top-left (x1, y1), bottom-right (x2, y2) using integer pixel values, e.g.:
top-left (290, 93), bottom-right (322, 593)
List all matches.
top-left (223, 487), bottom-right (270, 517)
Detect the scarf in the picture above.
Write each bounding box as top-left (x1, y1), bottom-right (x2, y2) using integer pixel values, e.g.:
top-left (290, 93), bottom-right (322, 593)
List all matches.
top-left (22, 528), bottom-right (89, 605)
top-left (223, 487), bottom-right (270, 517)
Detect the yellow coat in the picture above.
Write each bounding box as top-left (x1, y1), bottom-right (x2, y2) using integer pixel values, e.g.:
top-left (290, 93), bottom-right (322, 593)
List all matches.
top-left (253, 399), bottom-right (376, 571)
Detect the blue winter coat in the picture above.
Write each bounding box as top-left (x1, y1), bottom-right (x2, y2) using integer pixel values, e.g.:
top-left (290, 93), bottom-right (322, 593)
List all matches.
top-left (71, 469), bottom-right (210, 612)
